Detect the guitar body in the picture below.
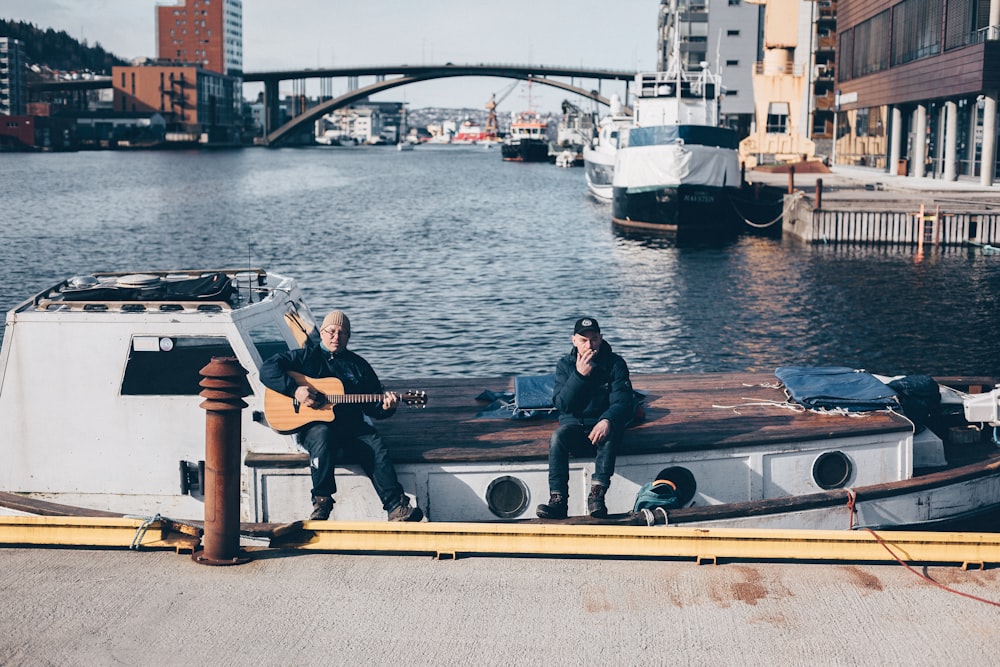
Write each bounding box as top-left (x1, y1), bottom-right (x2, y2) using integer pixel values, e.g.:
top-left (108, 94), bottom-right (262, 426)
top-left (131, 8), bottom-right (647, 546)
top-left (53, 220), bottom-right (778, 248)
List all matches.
top-left (263, 373), bottom-right (346, 434)
top-left (263, 371), bottom-right (427, 434)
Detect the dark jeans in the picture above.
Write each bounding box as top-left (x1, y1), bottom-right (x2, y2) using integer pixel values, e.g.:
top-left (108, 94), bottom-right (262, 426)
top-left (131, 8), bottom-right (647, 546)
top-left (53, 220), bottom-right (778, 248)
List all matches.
top-left (547, 423), bottom-right (618, 497)
top-left (296, 420), bottom-right (404, 512)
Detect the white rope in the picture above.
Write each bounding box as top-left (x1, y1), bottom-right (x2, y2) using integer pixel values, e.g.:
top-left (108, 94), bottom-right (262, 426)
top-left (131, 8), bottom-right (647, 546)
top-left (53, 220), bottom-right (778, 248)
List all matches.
top-left (729, 190), bottom-right (802, 229)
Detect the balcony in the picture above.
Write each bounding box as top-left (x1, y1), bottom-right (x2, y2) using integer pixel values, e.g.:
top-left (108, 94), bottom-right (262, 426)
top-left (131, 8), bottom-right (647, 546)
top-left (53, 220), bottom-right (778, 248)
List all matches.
top-left (815, 92), bottom-right (836, 111)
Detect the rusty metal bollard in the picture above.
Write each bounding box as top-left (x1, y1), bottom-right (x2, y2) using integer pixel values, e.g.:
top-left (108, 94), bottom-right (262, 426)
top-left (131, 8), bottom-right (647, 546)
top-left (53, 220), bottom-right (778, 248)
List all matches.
top-left (193, 356), bottom-right (251, 566)
top-left (816, 178), bottom-right (823, 210)
top-left (787, 165), bottom-right (796, 194)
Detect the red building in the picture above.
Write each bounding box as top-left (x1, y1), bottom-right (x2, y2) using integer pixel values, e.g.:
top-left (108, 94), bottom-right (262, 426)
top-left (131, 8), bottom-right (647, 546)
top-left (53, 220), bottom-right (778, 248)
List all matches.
top-left (156, 0), bottom-right (243, 76)
top-left (112, 64), bottom-right (240, 143)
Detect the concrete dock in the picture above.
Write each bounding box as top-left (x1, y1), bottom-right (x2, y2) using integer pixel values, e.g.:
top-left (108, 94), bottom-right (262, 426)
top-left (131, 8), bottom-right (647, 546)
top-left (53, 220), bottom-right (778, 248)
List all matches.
top-left (746, 164), bottom-right (1000, 246)
top-left (749, 163), bottom-right (1000, 205)
top-left (1, 544), bottom-right (998, 665)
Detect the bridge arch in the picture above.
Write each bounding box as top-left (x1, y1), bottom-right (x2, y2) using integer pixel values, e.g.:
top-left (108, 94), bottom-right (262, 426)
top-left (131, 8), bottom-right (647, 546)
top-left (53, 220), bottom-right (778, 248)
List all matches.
top-left (265, 71), bottom-right (617, 146)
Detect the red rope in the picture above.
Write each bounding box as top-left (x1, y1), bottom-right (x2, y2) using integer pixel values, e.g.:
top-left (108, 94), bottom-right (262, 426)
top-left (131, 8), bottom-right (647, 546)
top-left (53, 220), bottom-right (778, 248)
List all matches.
top-left (845, 489), bottom-right (857, 529)
top-left (862, 527), bottom-right (1000, 608)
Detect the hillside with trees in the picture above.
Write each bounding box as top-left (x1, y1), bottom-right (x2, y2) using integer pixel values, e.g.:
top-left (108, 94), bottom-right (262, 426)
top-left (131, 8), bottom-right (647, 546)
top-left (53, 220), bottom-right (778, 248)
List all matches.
top-left (0, 18), bottom-right (126, 75)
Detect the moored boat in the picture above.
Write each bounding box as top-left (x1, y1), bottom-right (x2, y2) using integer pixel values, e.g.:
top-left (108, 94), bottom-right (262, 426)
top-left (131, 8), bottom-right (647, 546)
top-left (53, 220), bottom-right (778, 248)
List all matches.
top-left (611, 67), bottom-right (746, 237)
top-left (583, 93), bottom-right (631, 200)
top-left (500, 111), bottom-right (550, 162)
top-left (548, 100), bottom-right (595, 167)
top-left (2, 269), bottom-right (1000, 532)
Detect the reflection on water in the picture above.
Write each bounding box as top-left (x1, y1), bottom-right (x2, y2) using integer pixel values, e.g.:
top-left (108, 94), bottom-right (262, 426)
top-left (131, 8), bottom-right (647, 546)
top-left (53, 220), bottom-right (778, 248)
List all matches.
top-left (2, 146), bottom-right (999, 380)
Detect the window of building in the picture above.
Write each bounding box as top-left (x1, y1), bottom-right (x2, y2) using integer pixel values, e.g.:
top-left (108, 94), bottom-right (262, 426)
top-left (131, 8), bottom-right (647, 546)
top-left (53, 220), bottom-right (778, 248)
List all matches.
top-left (729, 0), bottom-right (741, 4)
top-left (852, 10), bottom-right (889, 77)
top-left (726, 59), bottom-right (739, 66)
top-left (891, 0), bottom-right (941, 66)
top-left (726, 90), bottom-right (738, 96)
top-left (838, 29), bottom-right (853, 81)
top-left (727, 30), bottom-right (740, 36)
top-left (945, 0), bottom-right (989, 49)
top-left (766, 102), bottom-right (789, 133)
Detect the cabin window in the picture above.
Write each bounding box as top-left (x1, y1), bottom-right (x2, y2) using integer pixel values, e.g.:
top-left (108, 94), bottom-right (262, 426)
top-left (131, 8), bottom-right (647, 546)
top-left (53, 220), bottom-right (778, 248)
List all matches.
top-left (244, 306), bottom-right (319, 361)
top-left (121, 336), bottom-right (236, 396)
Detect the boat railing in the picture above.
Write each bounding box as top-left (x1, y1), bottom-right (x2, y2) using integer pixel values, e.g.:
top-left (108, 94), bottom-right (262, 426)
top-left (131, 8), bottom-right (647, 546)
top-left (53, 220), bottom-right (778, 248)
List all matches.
top-left (32, 299), bottom-right (234, 313)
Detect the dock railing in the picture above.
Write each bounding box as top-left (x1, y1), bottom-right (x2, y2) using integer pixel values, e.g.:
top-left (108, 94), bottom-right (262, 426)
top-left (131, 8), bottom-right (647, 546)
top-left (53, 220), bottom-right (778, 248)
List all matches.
top-left (783, 192), bottom-right (1000, 246)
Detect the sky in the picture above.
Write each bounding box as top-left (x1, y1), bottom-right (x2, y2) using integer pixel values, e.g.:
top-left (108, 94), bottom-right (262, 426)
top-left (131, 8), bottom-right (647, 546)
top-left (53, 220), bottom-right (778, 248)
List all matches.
top-left (1, 0), bottom-right (662, 112)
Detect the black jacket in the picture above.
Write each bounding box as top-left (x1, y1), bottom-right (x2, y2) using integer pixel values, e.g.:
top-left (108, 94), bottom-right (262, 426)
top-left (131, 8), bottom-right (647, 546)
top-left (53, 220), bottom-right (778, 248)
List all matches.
top-left (552, 340), bottom-right (633, 432)
top-left (260, 343), bottom-right (392, 428)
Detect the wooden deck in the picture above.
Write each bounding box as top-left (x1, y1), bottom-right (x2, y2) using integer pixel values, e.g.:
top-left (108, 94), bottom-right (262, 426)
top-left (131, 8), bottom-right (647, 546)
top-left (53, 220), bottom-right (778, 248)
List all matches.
top-left (248, 372), bottom-right (920, 468)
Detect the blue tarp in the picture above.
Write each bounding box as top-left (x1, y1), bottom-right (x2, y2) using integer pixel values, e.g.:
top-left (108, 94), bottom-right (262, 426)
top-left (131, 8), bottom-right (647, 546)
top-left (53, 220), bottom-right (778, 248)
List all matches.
top-left (475, 374), bottom-right (558, 420)
top-left (775, 366), bottom-right (899, 412)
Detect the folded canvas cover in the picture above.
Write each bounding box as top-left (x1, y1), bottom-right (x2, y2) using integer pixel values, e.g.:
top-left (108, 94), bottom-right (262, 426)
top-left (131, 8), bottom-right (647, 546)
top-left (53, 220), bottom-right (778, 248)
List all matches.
top-left (775, 366), bottom-right (899, 412)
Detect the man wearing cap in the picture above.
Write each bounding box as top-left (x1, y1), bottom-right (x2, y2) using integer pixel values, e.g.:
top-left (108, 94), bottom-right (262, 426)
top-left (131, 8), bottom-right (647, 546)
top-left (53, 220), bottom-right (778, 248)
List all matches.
top-left (537, 317), bottom-right (634, 519)
top-left (260, 310), bottom-right (423, 522)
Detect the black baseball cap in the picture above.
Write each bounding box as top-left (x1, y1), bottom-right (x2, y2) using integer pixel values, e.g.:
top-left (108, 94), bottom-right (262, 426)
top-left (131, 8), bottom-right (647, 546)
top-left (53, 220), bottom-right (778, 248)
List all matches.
top-left (573, 317), bottom-right (600, 335)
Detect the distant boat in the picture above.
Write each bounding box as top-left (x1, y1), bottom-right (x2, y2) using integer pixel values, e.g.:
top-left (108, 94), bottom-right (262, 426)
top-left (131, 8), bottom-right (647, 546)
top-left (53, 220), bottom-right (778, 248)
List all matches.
top-left (452, 120), bottom-right (490, 144)
top-left (500, 111), bottom-right (550, 162)
top-left (548, 99), bottom-right (595, 167)
top-left (583, 94), bottom-right (631, 200)
top-left (397, 140), bottom-right (414, 152)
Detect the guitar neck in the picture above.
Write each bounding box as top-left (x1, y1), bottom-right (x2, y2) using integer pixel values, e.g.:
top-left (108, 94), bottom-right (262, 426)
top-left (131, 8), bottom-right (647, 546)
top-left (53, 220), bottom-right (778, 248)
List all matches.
top-left (324, 393), bottom-right (384, 405)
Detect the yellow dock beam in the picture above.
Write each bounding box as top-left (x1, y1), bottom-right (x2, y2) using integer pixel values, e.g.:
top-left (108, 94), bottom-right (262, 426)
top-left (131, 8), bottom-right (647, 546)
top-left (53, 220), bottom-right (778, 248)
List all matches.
top-left (3, 516), bottom-right (999, 567)
top-left (0, 516), bottom-right (200, 552)
top-left (271, 521), bottom-right (1000, 567)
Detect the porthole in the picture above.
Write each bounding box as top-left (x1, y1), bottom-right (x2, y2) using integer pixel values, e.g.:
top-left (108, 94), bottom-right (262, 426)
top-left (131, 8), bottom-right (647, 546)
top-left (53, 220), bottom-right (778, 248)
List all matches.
top-left (813, 451), bottom-right (853, 489)
top-left (485, 476), bottom-right (529, 518)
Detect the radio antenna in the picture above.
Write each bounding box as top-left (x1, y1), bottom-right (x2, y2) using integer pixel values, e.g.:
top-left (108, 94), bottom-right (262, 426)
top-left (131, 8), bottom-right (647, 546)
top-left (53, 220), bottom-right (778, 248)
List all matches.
top-left (247, 242), bottom-right (253, 303)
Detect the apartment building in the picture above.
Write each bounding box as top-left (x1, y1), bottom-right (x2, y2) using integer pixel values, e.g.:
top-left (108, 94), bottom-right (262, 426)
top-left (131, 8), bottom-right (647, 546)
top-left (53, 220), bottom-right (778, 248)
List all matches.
top-left (1, 36), bottom-right (26, 116)
top-left (156, 0), bottom-right (243, 76)
top-left (658, 0), bottom-right (763, 134)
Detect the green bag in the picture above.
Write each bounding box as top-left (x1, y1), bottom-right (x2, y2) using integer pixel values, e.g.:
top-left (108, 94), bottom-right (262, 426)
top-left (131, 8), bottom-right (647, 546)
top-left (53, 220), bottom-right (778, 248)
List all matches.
top-left (632, 467), bottom-right (696, 512)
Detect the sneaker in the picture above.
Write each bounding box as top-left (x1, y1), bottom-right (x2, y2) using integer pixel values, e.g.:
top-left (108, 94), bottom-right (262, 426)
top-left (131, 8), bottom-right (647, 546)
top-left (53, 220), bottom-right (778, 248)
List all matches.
top-left (587, 484), bottom-right (608, 519)
top-left (536, 493), bottom-right (568, 519)
top-left (388, 495), bottom-right (424, 522)
top-left (310, 495), bottom-right (334, 521)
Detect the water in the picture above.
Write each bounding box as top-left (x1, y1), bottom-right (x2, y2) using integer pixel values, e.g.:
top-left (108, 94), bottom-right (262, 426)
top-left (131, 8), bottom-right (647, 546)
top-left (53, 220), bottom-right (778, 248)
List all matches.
top-left (2, 145), bottom-right (1000, 381)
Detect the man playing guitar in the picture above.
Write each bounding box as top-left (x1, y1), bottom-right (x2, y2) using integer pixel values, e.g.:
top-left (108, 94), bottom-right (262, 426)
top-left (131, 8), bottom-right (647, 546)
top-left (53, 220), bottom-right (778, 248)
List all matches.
top-left (260, 310), bottom-right (423, 522)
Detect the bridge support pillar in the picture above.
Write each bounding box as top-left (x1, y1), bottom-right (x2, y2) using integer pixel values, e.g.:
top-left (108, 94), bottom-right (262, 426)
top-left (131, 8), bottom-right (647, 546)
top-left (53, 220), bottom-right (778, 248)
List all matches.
top-left (263, 79), bottom-right (281, 144)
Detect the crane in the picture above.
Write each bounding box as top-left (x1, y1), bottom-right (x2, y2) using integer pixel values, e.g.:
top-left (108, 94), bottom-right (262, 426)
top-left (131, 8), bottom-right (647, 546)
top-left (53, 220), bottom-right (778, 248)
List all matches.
top-left (484, 80), bottom-right (520, 139)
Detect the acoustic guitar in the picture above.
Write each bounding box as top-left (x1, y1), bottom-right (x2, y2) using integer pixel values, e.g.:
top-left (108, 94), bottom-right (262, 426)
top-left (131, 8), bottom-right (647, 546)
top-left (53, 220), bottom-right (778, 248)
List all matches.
top-left (263, 371), bottom-right (427, 434)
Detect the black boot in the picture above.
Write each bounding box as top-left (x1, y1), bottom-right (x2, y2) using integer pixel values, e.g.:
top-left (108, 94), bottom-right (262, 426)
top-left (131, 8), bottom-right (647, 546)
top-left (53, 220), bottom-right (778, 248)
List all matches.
top-left (310, 495), bottom-right (334, 520)
top-left (388, 494), bottom-right (424, 522)
top-left (587, 484), bottom-right (608, 518)
top-left (536, 493), bottom-right (567, 519)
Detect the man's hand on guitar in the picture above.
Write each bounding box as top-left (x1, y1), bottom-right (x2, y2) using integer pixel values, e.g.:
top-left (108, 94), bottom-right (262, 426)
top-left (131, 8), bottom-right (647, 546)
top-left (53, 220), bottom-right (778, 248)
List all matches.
top-left (294, 385), bottom-right (324, 409)
top-left (382, 391), bottom-right (399, 412)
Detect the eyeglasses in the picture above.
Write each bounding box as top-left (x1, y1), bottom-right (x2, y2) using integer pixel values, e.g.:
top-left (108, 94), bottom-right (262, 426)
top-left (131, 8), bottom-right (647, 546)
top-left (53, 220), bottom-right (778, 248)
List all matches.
top-left (320, 326), bottom-right (346, 336)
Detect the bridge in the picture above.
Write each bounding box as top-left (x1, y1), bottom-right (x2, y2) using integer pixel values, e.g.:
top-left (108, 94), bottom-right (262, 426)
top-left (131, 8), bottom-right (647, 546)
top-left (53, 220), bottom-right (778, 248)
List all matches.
top-left (244, 63), bottom-right (636, 146)
top-left (29, 63), bottom-right (637, 146)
